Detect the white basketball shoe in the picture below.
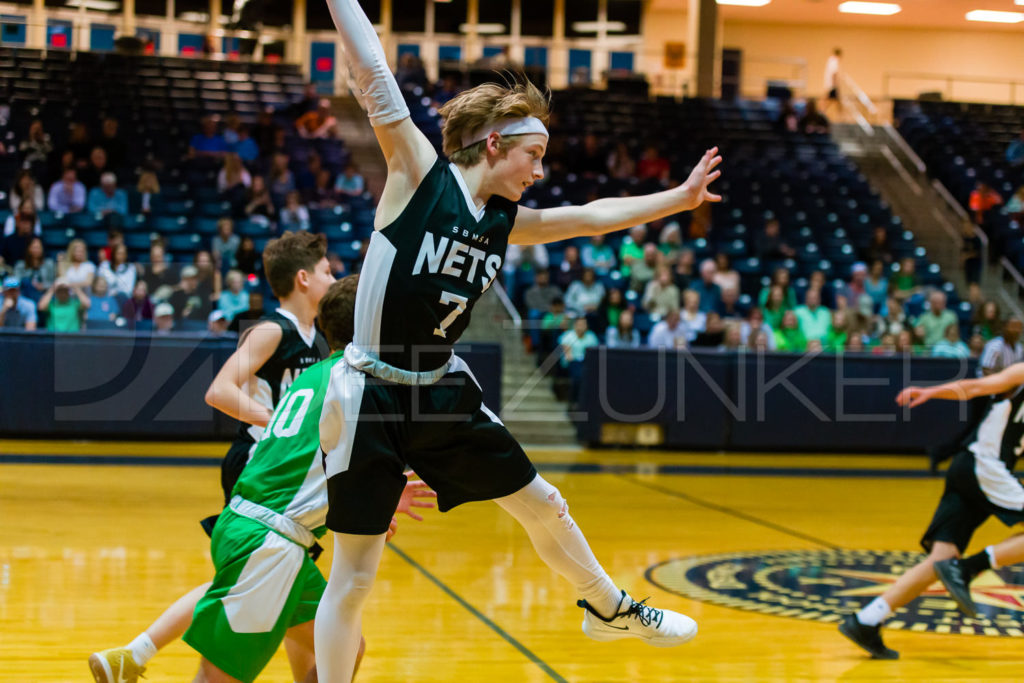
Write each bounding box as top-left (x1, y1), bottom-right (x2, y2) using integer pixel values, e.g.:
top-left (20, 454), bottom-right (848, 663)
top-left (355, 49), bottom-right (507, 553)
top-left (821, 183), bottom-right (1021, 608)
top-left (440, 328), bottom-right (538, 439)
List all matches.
top-left (578, 590), bottom-right (698, 647)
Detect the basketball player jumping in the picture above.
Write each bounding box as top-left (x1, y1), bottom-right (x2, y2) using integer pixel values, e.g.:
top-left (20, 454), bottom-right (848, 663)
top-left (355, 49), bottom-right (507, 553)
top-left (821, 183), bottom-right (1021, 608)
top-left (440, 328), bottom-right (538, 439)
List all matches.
top-left (839, 361), bottom-right (1024, 658)
top-left (314, 2), bottom-right (722, 680)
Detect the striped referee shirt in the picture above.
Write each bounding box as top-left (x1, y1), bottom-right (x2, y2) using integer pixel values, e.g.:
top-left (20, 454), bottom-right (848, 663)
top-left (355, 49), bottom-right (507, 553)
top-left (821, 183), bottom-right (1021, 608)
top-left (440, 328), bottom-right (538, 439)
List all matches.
top-left (978, 336), bottom-right (1024, 376)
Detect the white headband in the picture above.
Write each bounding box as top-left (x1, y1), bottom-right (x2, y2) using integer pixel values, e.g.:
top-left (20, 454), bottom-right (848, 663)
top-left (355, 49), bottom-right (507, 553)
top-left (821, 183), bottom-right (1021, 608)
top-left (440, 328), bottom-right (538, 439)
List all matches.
top-left (460, 116), bottom-right (549, 150)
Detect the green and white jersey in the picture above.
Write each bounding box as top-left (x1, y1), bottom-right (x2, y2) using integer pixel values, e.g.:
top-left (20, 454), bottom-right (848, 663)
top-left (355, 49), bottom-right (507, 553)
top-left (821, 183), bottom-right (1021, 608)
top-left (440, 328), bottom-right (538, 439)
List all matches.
top-left (232, 350), bottom-right (345, 538)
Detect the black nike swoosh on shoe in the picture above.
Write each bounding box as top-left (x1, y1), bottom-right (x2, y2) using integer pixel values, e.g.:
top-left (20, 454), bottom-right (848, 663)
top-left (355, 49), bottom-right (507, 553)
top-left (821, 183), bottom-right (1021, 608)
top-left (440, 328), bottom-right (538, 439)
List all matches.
top-left (602, 624), bottom-right (629, 631)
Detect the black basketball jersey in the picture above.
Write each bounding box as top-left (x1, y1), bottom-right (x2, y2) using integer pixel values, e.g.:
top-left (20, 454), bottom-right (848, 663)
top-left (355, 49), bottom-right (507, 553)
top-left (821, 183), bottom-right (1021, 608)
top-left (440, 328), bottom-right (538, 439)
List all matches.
top-left (968, 386), bottom-right (1024, 471)
top-left (236, 308), bottom-right (330, 443)
top-left (353, 158), bottom-right (518, 371)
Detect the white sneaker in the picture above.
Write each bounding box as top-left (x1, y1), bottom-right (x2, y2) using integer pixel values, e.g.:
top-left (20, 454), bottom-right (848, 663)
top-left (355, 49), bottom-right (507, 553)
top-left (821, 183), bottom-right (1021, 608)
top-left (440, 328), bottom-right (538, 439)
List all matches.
top-left (578, 590), bottom-right (698, 647)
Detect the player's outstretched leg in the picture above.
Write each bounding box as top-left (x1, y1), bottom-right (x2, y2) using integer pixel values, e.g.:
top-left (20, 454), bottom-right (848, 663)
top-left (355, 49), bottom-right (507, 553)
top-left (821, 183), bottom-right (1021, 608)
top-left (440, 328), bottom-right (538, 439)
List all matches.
top-left (494, 474), bottom-right (697, 647)
top-left (89, 582), bottom-right (211, 683)
top-left (315, 532), bottom-right (387, 683)
top-left (839, 541), bottom-right (959, 659)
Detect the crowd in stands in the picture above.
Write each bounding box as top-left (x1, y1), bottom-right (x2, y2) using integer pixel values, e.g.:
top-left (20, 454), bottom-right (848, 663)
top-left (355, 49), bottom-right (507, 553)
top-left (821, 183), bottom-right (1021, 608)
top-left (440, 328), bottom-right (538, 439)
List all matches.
top-left (0, 80), bottom-right (367, 333)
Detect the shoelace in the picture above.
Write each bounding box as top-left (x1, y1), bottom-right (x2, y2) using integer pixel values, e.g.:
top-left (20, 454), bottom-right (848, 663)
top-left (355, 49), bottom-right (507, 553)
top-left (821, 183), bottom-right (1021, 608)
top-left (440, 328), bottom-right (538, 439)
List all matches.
top-left (624, 597), bottom-right (664, 628)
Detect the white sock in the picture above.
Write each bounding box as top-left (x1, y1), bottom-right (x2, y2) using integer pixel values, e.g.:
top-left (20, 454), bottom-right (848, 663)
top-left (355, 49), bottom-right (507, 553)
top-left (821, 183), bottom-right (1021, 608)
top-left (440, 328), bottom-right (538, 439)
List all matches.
top-left (987, 545), bottom-right (1001, 570)
top-left (856, 597), bottom-right (892, 627)
top-left (128, 633), bottom-right (158, 666)
top-left (495, 475), bottom-right (624, 619)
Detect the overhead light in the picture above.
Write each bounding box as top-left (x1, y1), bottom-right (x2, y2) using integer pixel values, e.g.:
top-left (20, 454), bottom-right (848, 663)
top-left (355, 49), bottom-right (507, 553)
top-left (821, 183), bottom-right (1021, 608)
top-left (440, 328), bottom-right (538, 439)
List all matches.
top-left (571, 21), bottom-right (627, 32)
top-left (65, 0), bottom-right (119, 10)
top-left (179, 11), bottom-right (209, 22)
top-left (459, 23), bottom-right (506, 34)
top-left (716, 0), bottom-right (771, 6)
top-left (838, 2), bottom-right (901, 15)
top-left (966, 9), bottom-right (1024, 22)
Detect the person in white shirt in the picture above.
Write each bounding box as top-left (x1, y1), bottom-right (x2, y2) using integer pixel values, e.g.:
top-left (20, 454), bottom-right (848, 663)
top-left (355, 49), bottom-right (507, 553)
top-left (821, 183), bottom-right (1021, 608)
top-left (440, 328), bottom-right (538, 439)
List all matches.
top-left (648, 308), bottom-right (689, 349)
top-left (823, 48), bottom-right (842, 116)
top-left (564, 268), bottom-right (606, 317)
top-left (98, 243), bottom-right (138, 299)
top-left (59, 239), bottom-right (97, 291)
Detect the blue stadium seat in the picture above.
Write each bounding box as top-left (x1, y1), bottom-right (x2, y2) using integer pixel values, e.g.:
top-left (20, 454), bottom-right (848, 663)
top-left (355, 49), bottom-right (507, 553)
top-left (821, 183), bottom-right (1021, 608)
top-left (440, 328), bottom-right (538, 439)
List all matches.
top-left (166, 233), bottom-right (202, 253)
top-left (124, 232), bottom-right (155, 251)
top-left (42, 228), bottom-right (74, 251)
top-left (70, 212), bottom-right (103, 231)
top-left (192, 217), bottom-right (221, 236)
top-left (151, 215), bottom-right (189, 234)
top-left (81, 230), bottom-right (109, 249)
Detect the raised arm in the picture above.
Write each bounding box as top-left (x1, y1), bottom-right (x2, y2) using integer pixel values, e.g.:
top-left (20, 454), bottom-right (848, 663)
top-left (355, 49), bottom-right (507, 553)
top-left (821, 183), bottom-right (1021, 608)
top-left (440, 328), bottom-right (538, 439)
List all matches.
top-left (325, 0), bottom-right (436, 225)
top-left (510, 148), bottom-right (722, 246)
top-left (896, 362), bottom-right (1024, 408)
top-left (204, 320), bottom-right (282, 426)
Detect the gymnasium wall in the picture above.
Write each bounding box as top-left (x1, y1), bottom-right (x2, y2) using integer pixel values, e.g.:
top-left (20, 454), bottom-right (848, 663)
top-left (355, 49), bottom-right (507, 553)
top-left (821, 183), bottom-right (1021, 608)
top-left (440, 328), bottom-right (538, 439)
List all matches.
top-left (642, 10), bottom-right (1024, 104)
top-left (0, 332), bottom-right (503, 439)
top-left (577, 348), bottom-right (979, 453)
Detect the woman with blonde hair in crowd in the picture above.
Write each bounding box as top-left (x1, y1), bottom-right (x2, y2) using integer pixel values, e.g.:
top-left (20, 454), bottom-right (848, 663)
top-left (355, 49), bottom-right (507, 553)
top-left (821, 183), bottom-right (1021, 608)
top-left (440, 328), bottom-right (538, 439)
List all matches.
top-left (136, 169), bottom-right (161, 214)
top-left (59, 239), bottom-right (96, 291)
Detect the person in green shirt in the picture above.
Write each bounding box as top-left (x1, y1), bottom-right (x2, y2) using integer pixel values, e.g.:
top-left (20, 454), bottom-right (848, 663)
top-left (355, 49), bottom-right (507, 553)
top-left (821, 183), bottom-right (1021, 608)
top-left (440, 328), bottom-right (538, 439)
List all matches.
top-left (932, 323), bottom-right (970, 359)
top-left (618, 224), bottom-right (647, 277)
top-left (824, 309), bottom-right (849, 352)
top-left (757, 267), bottom-right (798, 310)
top-left (794, 288), bottom-right (832, 343)
top-left (762, 284), bottom-right (790, 330)
top-left (775, 310), bottom-right (808, 352)
top-left (39, 279), bottom-right (89, 332)
top-left (914, 290), bottom-right (959, 349)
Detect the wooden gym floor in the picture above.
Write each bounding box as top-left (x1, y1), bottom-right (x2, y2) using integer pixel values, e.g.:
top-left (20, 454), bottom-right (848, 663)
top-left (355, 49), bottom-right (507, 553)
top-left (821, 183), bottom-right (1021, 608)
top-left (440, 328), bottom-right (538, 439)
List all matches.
top-left (2, 441), bottom-right (1024, 682)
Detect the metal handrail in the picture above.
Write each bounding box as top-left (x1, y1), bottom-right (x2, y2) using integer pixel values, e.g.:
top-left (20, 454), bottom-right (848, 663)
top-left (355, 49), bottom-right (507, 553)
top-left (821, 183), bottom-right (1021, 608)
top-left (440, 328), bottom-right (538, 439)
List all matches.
top-left (490, 280), bottom-right (521, 329)
top-left (884, 71), bottom-right (1024, 105)
top-left (841, 72), bottom-right (877, 116)
top-left (931, 180), bottom-right (970, 222)
top-left (881, 124), bottom-right (926, 174)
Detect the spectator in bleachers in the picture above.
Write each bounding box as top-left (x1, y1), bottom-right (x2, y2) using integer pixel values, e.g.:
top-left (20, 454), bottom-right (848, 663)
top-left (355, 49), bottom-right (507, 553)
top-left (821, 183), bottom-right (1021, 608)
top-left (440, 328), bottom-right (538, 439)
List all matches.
top-left (719, 323), bottom-right (744, 351)
top-left (396, 54), bottom-right (428, 91)
top-left (98, 243), bottom-right (137, 300)
top-left (872, 333), bottom-right (896, 356)
top-left (845, 333), bottom-right (866, 353)
top-left (222, 113), bottom-right (242, 147)
top-left (716, 285), bottom-right (747, 320)
top-left (658, 222), bottom-right (683, 264)
top-left (252, 107), bottom-right (281, 157)
top-left (2, 205), bottom-right (39, 267)
top-left (641, 265), bottom-right (680, 318)
top-left (712, 253), bottom-right (740, 292)
top-left (775, 310), bottom-right (808, 352)
top-left (606, 141), bottom-right (636, 180)
top-left (142, 241), bottom-right (176, 301)
top-left (606, 309), bottom-right (640, 348)
top-left (891, 256), bottom-right (920, 303)
top-left (335, 163), bottom-right (365, 199)
top-left (1003, 185), bottom-right (1024, 224)
top-left (837, 262), bottom-right (868, 309)
top-left (194, 250), bottom-right (221, 302)
top-left (539, 298), bottom-right (570, 360)
top-left (39, 278), bottom-right (89, 332)
top-left (573, 134), bottom-right (606, 178)
top-left (308, 169), bottom-right (337, 209)
top-left (296, 99), bottom-right (339, 140)
top-left (741, 307), bottom-right (776, 351)
top-left (824, 310), bottom-right (849, 352)
top-left (794, 287), bottom-right (832, 344)
top-left (328, 252), bottom-right (347, 279)
top-left (168, 264), bottom-right (210, 322)
top-left (978, 317), bottom-right (1023, 375)
top-left (48, 168), bottom-right (86, 214)
top-left (86, 173), bottom-right (128, 221)
top-left (913, 290), bottom-right (958, 348)
top-left (58, 239), bottom-right (96, 291)
top-left (80, 147), bottom-right (109, 189)
top-left (648, 308), bottom-right (688, 349)
top-left (217, 270), bottom-right (249, 322)
top-left (693, 311), bottom-right (726, 347)
top-left (690, 259), bottom-right (722, 313)
top-left (228, 291), bottom-right (264, 333)
top-left (969, 181), bottom-right (1003, 228)
top-left (565, 268), bottom-right (605, 318)
top-left (66, 122), bottom-right (93, 168)
top-left (10, 170), bottom-right (45, 214)
top-left (595, 287), bottom-right (627, 336)
top-left (212, 218), bottom-right (239, 272)
top-left (98, 229), bottom-right (123, 264)
top-left (295, 152), bottom-right (323, 195)
top-left (636, 145), bottom-right (670, 185)
top-left (777, 102), bottom-right (799, 133)
top-left (873, 296), bottom-right (908, 339)
top-left (931, 323), bottom-right (970, 359)
top-left (432, 75), bottom-right (462, 108)
top-left (189, 115), bottom-right (229, 163)
top-left (864, 260), bottom-right (889, 314)
top-left (507, 244), bottom-right (551, 296)
top-left (861, 226), bottom-right (893, 265)
top-left (762, 284), bottom-right (791, 330)
top-left (232, 125), bottom-right (260, 165)
top-left (217, 153), bottom-right (252, 198)
top-left (559, 316), bottom-right (600, 406)
top-left (268, 153), bottom-right (296, 205)
top-left (206, 309), bottom-right (230, 336)
top-left (552, 245), bottom-right (584, 290)
top-left (136, 170), bottom-right (161, 214)
top-left (680, 289), bottom-right (707, 341)
top-left (755, 218), bottom-right (795, 261)
top-left (971, 300), bottom-right (1002, 341)
top-left (673, 247), bottom-right (696, 291)
top-left (580, 235), bottom-right (616, 275)
top-left (98, 117), bottom-right (126, 171)
top-left (748, 328), bottom-right (772, 351)
top-left (628, 243), bottom-right (660, 294)
top-left (153, 301), bottom-right (175, 334)
top-left (1, 276), bottom-right (37, 330)
top-left (279, 191), bottom-right (311, 231)
top-left (18, 120), bottom-right (52, 175)
top-left (618, 224), bottom-right (647, 277)
top-left (894, 329), bottom-right (919, 355)
top-left (1005, 128), bottom-right (1024, 169)
top-left (13, 237), bottom-right (54, 300)
top-left (798, 100), bottom-right (829, 134)
top-left (121, 280), bottom-right (154, 324)
top-left (235, 237), bottom-right (261, 278)
top-left (86, 275), bottom-right (119, 325)
top-left (245, 175), bottom-right (276, 224)
top-left (968, 333), bottom-right (986, 359)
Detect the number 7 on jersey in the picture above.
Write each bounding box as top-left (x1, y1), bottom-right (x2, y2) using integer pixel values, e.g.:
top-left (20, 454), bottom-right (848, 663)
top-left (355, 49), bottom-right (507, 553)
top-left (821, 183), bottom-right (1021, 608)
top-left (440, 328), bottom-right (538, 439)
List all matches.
top-left (434, 291), bottom-right (468, 339)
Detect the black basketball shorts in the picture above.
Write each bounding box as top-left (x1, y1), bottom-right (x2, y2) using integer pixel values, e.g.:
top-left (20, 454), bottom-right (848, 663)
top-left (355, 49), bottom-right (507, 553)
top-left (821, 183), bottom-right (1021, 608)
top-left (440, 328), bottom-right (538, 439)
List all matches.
top-left (323, 356), bottom-right (537, 535)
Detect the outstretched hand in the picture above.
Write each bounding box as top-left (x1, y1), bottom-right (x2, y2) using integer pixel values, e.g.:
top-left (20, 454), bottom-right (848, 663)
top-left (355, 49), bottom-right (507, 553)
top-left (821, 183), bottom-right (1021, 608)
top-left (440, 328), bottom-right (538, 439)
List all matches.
top-left (395, 478), bottom-right (437, 522)
top-left (895, 386), bottom-right (931, 408)
top-left (681, 147), bottom-right (723, 210)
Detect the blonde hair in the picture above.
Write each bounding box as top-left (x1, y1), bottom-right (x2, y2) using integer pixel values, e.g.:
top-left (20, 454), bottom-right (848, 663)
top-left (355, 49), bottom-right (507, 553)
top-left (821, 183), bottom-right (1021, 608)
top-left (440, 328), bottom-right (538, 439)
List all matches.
top-left (439, 79), bottom-right (550, 166)
top-left (137, 170), bottom-right (160, 194)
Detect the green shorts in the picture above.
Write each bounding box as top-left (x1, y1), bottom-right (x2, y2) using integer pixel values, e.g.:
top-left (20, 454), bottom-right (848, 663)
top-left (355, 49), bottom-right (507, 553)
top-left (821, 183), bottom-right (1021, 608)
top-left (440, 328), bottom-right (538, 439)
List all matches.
top-left (182, 508), bottom-right (326, 683)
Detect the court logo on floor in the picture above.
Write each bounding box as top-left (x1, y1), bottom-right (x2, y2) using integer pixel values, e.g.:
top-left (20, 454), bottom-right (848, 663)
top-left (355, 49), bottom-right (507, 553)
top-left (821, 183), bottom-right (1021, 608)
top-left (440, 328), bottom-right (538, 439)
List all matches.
top-left (647, 549), bottom-right (1024, 637)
